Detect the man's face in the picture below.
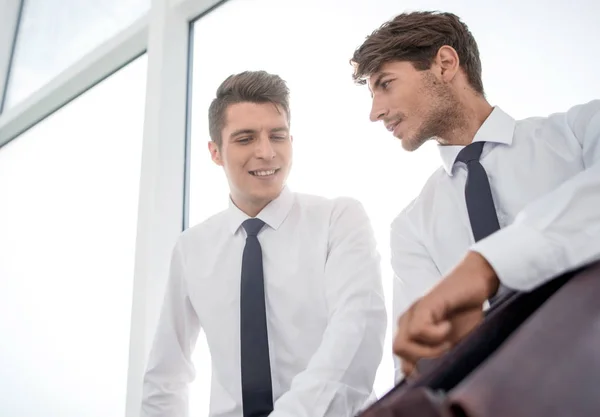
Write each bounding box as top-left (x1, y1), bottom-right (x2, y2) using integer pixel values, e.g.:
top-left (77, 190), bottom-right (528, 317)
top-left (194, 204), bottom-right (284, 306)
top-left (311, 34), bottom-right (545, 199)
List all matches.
top-left (208, 101), bottom-right (292, 214)
top-left (368, 60), bottom-right (461, 151)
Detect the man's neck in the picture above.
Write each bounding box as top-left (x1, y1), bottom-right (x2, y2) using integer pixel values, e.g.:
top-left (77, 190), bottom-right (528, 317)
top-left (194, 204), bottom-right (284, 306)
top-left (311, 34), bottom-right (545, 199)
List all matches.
top-left (233, 199), bottom-right (269, 218)
top-left (439, 96), bottom-right (493, 147)
top-left (231, 189), bottom-right (285, 218)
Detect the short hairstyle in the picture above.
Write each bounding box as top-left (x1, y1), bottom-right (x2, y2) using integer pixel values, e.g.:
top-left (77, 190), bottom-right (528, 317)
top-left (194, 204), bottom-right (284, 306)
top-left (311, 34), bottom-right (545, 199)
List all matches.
top-left (208, 70), bottom-right (291, 146)
top-left (351, 11), bottom-right (484, 95)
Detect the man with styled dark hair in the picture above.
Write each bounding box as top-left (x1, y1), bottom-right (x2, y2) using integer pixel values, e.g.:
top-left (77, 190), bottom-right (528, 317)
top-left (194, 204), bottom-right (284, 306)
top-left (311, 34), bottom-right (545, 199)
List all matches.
top-left (208, 70), bottom-right (292, 148)
top-left (352, 11), bottom-right (600, 379)
top-left (141, 70), bottom-right (387, 417)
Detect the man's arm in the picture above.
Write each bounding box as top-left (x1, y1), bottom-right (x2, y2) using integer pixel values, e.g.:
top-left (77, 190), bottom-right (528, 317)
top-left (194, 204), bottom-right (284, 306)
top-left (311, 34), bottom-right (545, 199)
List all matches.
top-left (391, 211), bottom-right (443, 318)
top-left (269, 198), bottom-right (387, 417)
top-left (391, 100), bottom-right (600, 376)
top-left (472, 99), bottom-right (600, 291)
top-left (141, 238), bottom-right (201, 417)
top-left (390, 211), bottom-right (443, 380)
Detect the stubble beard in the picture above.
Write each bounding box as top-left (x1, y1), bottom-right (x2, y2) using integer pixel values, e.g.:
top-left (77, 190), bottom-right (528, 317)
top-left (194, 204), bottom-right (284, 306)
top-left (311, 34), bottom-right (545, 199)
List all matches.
top-left (405, 74), bottom-right (468, 151)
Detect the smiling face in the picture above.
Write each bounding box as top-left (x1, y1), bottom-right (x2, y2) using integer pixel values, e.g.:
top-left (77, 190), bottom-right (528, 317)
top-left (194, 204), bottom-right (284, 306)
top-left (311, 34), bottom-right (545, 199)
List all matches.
top-left (208, 101), bottom-right (292, 216)
top-left (367, 60), bottom-right (463, 152)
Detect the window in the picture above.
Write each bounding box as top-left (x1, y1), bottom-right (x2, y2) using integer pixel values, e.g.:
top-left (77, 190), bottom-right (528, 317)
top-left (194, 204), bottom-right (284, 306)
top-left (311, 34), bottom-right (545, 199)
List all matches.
top-left (4, 0), bottom-right (150, 108)
top-left (0, 55), bottom-right (147, 417)
top-left (188, 0), bottom-right (600, 413)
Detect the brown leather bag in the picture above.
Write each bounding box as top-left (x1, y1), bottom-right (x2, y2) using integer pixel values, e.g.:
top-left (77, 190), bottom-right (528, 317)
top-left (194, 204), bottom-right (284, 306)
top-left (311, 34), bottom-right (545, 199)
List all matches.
top-left (359, 261), bottom-right (600, 417)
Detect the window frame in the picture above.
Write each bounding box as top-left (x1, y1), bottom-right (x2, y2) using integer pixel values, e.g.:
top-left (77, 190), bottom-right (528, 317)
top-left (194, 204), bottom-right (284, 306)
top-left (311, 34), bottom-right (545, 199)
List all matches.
top-left (0, 1), bottom-right (227, 416)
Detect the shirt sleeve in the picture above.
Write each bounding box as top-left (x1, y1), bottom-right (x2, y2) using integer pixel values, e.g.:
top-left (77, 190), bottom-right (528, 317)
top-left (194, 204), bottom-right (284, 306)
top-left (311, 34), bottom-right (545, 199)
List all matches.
top-left (268, 198), bottom-right (387, 417)
top-left (141, 238), bottom-right (201, 417)
top-left (472, 100), bottom-right (600, 291)
top-left (390, 209), bottom-right (443, 381)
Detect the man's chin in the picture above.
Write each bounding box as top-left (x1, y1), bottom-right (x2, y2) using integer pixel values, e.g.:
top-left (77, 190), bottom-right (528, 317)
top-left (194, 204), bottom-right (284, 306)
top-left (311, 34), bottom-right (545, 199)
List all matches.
top-left (400, 138), bottom-right (419, 152)
top-left (400, 134), bottom-right (429, 152)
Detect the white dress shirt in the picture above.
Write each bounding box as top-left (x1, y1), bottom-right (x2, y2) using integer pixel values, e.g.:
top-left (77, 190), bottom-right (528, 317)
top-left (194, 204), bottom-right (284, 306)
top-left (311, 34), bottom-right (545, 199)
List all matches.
top-left (391, 99), bottom-right (600, 372)
top-left (142, 186), bottom-right (387, 417)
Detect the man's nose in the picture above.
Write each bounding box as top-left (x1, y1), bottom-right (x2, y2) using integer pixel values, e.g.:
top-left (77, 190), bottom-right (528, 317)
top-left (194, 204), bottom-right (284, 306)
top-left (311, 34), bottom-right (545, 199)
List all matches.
top-left (370, 97), bottom-right (388, 122)
top-left (255, 136), bottom-right (275, 159)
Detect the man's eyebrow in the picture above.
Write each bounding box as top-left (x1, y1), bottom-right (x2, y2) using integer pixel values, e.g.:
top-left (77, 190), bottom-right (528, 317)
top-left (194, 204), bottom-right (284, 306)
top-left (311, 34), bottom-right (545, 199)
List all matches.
top-left (229, 127), bottom-right (289, 139)
top-left (229, 128), bottom-right (256, 139)
top-left (372, 72), bottom-right (393, 89)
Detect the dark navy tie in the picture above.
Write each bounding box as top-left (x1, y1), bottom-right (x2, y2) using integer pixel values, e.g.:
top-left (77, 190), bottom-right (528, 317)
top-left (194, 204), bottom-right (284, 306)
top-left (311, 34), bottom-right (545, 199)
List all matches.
top-left (455, 142), bottom-right (509, 302)
top-left (455, 142), bottom-right (500, 242)
top-left (240, 218), bottom-right (273, 417)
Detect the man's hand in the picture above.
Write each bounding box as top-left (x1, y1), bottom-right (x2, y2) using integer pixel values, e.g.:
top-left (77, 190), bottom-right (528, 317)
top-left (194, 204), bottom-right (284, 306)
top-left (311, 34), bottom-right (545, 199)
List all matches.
top-left (393, 251), bottom-right (500, 377)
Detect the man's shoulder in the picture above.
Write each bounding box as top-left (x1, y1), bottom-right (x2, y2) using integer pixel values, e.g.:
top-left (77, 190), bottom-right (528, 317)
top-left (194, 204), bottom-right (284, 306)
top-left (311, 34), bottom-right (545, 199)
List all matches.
top-left (291, 191), bottom-right (371, 230)
top-left (509, 99), bottom-right (600, 151)
top-left (515, 99), bottom-right (600, 128)
top-left (391, 166), bottom-right (447, 232)
top-left (293, 191), bottom-right (365, 212)
top-left (178, 209), bottom-right (229, 245)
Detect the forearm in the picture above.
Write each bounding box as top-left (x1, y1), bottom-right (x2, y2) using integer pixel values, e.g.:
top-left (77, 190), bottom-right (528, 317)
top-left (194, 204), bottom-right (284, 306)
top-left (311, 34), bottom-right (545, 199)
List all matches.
top-left (391, 214), bottom-right (444, 381)
top-left (141, 240), bottom-right (201, 416)
top-left (141, 378), bottom-right (191, 417)
top-left (473, 162), bottom-right (600, 291)
top-left (269, 302), bottom-right (386, 417)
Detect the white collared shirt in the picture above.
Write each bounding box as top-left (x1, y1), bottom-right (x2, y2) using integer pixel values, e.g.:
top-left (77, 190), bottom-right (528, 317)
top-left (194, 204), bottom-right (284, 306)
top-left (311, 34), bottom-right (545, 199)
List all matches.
top-left (391, 100), bottom-right (600, 365)
top-left (141, 187), bottom-right (387, 417)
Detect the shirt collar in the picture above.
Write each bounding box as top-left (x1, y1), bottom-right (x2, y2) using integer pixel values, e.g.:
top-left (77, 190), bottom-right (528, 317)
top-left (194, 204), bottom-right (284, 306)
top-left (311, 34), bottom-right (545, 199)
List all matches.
top-left (227, 185), bottom-right (295, 235)
top-left (438, 106), bottom-right (516, 176)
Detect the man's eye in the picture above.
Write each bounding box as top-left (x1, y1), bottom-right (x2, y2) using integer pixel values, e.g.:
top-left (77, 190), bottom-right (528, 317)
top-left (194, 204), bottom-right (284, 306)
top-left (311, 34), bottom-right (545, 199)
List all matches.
top-left (381, 80), bottom-right (391, 89)
top-left (238, 137), bottom-right (251, 143)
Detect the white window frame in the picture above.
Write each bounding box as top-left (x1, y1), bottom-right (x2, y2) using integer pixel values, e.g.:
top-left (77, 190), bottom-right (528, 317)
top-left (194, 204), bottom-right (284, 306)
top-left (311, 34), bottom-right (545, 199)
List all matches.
top-left (0, 1), bottom-right (225, 416)
top-left (0, 0), bottom-right (23, 113)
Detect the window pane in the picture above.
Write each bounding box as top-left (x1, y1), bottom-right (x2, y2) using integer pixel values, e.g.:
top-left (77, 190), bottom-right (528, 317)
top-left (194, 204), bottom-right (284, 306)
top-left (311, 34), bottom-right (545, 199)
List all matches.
top-left (4, 0), bottom-right (150, 108)
top-left (189, 0), bottom-right (600, 413)
top-left (0, 55), bottom-right (147, 417)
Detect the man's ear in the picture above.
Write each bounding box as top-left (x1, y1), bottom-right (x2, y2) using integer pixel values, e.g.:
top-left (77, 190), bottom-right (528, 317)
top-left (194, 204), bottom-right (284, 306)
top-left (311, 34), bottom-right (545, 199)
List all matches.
top-left (208, 140), bottom-right (223, 166)
top-left (435, 45), bottom-right (460, 83)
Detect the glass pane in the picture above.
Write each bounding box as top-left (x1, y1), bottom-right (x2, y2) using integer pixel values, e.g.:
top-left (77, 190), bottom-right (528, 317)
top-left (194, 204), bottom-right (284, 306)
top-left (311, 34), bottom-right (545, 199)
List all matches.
top-left (4, 0), bottom-right (150, 108)
top-left (189, 0), bottom-right (600, 413)
top-left (0, 55), bottom-right (147, 417)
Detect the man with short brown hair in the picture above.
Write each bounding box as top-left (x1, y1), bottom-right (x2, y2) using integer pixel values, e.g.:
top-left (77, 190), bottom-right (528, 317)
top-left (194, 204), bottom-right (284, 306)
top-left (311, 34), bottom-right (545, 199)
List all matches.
top-left (352, 11), bottom-right (600, 379)
top-left (141, 70), bottom-right (387, 417)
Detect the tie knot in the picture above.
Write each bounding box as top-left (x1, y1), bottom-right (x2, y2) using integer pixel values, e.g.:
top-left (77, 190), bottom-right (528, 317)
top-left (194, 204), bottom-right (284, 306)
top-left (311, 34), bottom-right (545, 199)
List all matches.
top-left (456, 141), bottom-right (485, 164)
top-left (243, 218), bottom-right (265, 237)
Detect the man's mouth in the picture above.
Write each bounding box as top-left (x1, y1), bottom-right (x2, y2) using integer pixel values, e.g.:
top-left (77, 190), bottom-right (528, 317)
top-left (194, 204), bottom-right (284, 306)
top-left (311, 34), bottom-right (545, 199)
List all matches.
top-left (249, 169), bottom-right (279, 177)
top-left (386, 120), bottom-right (402, 133)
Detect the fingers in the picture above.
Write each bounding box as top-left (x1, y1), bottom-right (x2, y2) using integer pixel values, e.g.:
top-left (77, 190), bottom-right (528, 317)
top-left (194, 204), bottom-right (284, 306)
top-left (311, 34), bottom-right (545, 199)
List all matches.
top-left (408, 297), bottom-right (452, 345)
top-left (393, 331), bottom-right (451, 362)
top-left (393, 305), bottom-right (452, 369)
top-left (393, 272), bottom-right (489, 381)
top-left (408, 318), bottom-right (452, 346)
